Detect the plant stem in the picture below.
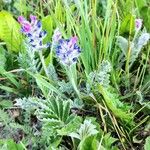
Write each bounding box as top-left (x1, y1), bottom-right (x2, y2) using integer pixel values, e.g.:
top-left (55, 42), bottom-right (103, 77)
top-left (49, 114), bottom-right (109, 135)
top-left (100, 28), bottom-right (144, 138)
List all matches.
top-left (50, 44), bottom-right (54, 64)
top-left (39, 51), bottom-right (49, 78)
top-left (125, 14), bottom-right (133, 89)
top-left (67, 65), bottom-right (80, 98)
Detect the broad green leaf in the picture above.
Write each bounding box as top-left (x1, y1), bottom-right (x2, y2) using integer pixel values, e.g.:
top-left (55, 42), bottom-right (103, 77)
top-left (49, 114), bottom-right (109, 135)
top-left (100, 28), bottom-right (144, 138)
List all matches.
top-left (135, 0), bottom-right (147, 10)
top-left (140, 6), bottom-right (150, 31)
top-left (0, 100), bottom-right (13, 108)
top-left (123, 0), bottom-right (133, 16)
top-left (26, 71), bottom-right (62, 97)
top-left (120, 14), bottom-right (135, 34)
top-left (0, 11), bottom-right (22, 52)
top-left (98, 85), bottom-right (134, 123)
top-left (57, 116), bottom-right (81, 135)
top-left (144, 136), bottom-right (150, 150)
top-left (63, 101), bottom-right (70, 122)
top-left (116, 36), bottom-right (128, 55)
top-left (50, 97), bottom-right (60, 118)
top-left (69, 119), bottom-right (98, 140)
top-left (0, 109), bottom-right (10, 123)
top-left (42, 15), bottom-right (53, 43)
top-left (103, 133), bottom-right (118, 150)
top-left (136, 91), bottom-right (150, 110)
top-left (15, 97), bottom-right (39, 111)
top-left (0, 139), bottom-right (24, 150)
top-left (79, 136), bottom-right (98, 150)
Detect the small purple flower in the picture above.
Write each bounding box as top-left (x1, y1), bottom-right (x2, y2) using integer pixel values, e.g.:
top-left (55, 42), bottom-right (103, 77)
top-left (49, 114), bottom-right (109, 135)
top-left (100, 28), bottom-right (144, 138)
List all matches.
top-left (30, 15), bottom-right (37, 24)
top-left (18, 15), bottom-right (50, 51)
top-left (18, 16), bottom-right (32, 33)
top-left (55, 36), bottom-right (81, 66)
top-left (135, 19), bottom-right (142, 31)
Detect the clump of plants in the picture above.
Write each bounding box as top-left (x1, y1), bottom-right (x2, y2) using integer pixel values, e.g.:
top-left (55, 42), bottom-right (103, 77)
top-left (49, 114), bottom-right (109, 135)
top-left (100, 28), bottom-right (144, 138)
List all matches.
top-left (0, 0), bottom-right (150, 150)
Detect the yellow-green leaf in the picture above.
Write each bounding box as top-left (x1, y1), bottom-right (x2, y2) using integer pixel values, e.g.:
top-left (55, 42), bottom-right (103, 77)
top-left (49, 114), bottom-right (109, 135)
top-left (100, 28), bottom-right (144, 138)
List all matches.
top-left (0, 11), bottom-right (22, 52)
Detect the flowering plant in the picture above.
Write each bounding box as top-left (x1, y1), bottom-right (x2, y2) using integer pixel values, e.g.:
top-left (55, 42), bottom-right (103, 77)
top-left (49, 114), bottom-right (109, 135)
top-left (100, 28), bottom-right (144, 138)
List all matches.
top-left (52, 29), bottom-right (81, 97)
top-left (18, 15), bottom-right (50, 51)
top-left (55, 36), bottom-right (81, 66)
top-left (18, 15), bottom-right (50, 77)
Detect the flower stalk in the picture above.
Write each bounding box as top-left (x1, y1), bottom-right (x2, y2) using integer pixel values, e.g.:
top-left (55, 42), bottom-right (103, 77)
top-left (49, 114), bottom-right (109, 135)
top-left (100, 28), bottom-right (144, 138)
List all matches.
top-left (39, 51), bottom-right (49, 78)
top-left (66, 65), bottom-right (80, 98)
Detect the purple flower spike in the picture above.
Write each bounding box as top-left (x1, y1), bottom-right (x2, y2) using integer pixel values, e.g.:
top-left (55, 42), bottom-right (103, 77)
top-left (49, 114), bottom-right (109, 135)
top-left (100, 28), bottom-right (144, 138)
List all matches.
top-left (55, 35), bottom-right (81, 66)
top-left (18, 15), bottom-right (50, 51)
top-left (135, 19), bottom-right (142, 31)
